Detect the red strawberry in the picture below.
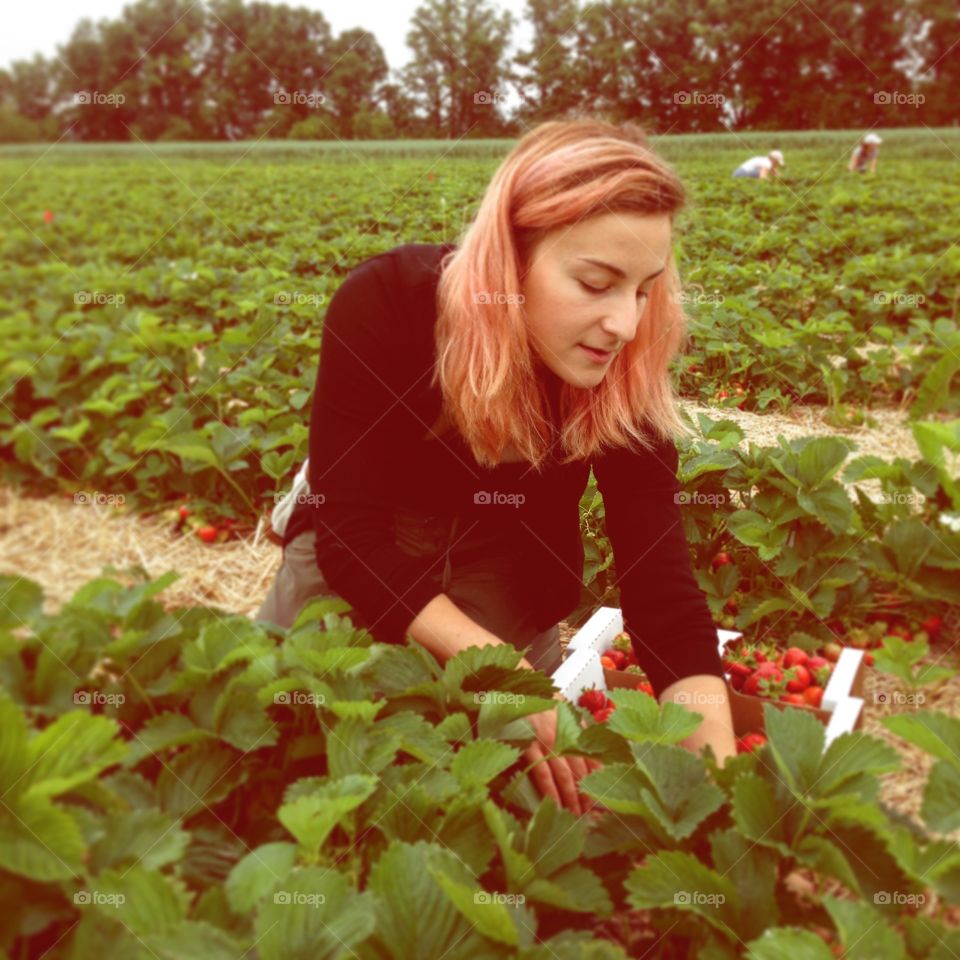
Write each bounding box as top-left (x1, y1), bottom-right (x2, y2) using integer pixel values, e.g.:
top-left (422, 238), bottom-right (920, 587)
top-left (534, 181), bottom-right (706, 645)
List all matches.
top-left (635, 681), bottom-right (655, 697)
top-left (43, 210), bottom-right (54, 223)
top-left (743, 663), bottom-right (783, 697)
top-left (197, 525), bottom-right (218, 543)
top-left (782, 647), bottom-right (808, 668)
top-left (600, 655), bottom-right (617, 670)
top-left (711, 551), bottom-right (734, 570)
top-left (779, 693), bottom-right (806, 706)
top-left (577, 687), bottom-right (606, 712)
top-left (805, 656), bottom-right (832, 684)
top-left (604, 649), bottom-right (628, 670)
top-left (803, 685), bottom-right (824, 708)
top-left (736, 732), bottom-right (767, 754)
top-left (592, 706), bottom-right (614, 723)
top-left (921, 615), bottom-right (943, 637)
top-left (178, 505), bottom-right (190, 520)
top-left (864, 652), bottom-right (874, 667)
top-left (786, 665), bottom-right (811, 693)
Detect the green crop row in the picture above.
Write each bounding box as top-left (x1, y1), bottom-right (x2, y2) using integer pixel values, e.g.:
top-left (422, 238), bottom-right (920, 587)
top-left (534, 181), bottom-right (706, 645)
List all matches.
top-left (1, 571), bottom-right (959, 958)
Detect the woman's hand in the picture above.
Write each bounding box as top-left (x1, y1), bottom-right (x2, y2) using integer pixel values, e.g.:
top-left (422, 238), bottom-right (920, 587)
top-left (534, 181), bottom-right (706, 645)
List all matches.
top-left (521, 691), bottom-right (604, 816)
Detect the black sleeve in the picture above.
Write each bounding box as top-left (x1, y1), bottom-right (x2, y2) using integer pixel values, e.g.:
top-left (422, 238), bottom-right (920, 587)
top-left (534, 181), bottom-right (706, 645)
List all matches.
top-left (305, 256), bottom-right (445, 643)
top-left (592, 429), bottom-right (726, 698)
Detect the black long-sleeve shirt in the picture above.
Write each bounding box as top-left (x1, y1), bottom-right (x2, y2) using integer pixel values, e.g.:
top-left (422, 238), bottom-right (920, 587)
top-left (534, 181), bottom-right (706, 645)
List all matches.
top-left (282, 242), bottom-right (725, 696)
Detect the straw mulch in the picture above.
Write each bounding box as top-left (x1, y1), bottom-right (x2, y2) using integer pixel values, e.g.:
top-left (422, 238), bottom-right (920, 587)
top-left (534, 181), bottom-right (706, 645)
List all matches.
top-left (1, 401), bottom-right (957, 855)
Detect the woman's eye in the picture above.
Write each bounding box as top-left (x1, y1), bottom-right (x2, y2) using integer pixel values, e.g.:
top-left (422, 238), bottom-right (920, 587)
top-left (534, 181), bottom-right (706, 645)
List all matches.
top-left (578, 280), bottom-right (608, 294)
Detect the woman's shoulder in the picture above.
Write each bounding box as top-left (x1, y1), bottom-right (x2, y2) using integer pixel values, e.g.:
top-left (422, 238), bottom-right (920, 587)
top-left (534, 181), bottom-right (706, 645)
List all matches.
top-left (352, 242), bottom-right (457, 290)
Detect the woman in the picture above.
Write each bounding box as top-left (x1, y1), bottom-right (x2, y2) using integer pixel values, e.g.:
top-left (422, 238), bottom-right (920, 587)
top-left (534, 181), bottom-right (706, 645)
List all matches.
top-left (257, 118), bottom-right (738, 815)
top-left (732, 149), bottom-right (785, 179)
top-left (848, 132), bottom-right (882, 174)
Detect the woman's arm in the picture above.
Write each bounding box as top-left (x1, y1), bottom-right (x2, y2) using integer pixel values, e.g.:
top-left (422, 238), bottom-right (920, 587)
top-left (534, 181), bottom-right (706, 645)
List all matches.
top-left (408, 592), bottom-right (537, 669)
top-left (658, 673), bottom-right (738, 767)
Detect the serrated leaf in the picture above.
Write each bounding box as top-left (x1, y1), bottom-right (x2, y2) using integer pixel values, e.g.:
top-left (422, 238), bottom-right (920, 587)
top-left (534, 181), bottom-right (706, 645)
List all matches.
top-left (451, 739), bottom-right (520, 788)
top-left (91, 865), bottom-right (191, 936)
top-left (89, 808), bottom-right (190, 872)
top-left (745, 927), bottom-right (835, 959)
top-left (224, 842), bottom-right (298, 914)
top-left (0, 794), bottom-right (85, 881)
top-left (278, 775), bottom-right (377, 854)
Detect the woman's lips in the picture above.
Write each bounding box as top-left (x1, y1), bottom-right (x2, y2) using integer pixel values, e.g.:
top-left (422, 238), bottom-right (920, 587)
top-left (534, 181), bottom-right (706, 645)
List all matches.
top-left (579, 344), bottom-right (613, 362)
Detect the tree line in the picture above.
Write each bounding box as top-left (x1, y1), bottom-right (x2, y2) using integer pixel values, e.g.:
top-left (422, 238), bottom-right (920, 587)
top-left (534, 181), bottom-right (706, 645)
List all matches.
top-left (0, 0), bottom-right (956, 142)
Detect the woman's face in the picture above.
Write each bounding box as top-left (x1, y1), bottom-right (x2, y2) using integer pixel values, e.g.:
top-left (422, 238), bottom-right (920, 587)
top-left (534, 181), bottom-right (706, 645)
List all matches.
top-left (519, 211), bottom-right (673, 388)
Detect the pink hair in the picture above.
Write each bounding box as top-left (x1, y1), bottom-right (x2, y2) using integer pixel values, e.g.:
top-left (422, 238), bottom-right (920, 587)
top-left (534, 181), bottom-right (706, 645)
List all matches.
top-left (432, 117), bottom-right (691, 471)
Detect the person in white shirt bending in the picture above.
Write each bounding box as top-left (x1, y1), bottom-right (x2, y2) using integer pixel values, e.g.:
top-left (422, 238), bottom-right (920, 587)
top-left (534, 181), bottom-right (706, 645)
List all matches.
top-left (848, 133), bottom-right (882, 174)
top-left (732, 149), bottom-right (785, 180)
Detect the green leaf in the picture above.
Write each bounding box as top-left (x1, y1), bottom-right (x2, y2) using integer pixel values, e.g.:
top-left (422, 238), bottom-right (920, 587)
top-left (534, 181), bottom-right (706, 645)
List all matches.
top-left (745, 927), bottom-right (836, 959)
top-left (0, 576), bottom-right (44, 629)
top-left (730, 774), bottom-right (791, 855)
top-left (524, 863), bottom-right (613, 914)
top-left (88, 808), bottom-right (190, 872)
top-left (763, 701), bottom-right (824, 795)
top-left (450, 739), bottom-right (520, 789)
top-left (605, 689), bottom-right (703, 744)
top-left (225, 842), bottom-right (298, 914)
top-left (823, 893), bottom-right (908, 959)
top-left (626, 850), bottom-right (739, 937)
top-left (91, 865), bottom-right (191, 936)
top-left (25, 711), bottom-right (128, 798)
top-left (816, 733), bottom-right (901, 797)
top-left (881, 711), bottom-right (960, 766)
top-left (796, 437), bottom-right (851, 487)
top-left (0, 794), bottom-right (86, 881)
top-left (0, 694), bottom-right (29, 800)
top-left (254, 866), bottom-right (376, 960)
top-left (921, 761), bottom-right (960, 834)
top-left (368, 840), bottom-right (509, 955)
top-left (278, 775), bottom-right (377, 854)
top-left (524, 796), bottom-right (585, 876)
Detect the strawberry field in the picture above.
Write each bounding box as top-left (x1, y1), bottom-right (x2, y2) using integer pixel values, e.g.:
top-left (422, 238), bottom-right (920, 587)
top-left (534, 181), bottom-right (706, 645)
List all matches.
top-left (2, 128), bottom-right (960, 956)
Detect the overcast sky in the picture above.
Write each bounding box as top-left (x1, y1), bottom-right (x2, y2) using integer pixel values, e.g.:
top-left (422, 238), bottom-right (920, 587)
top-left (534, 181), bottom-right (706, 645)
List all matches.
top-left (3, 0), bottom-right (535, 75)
